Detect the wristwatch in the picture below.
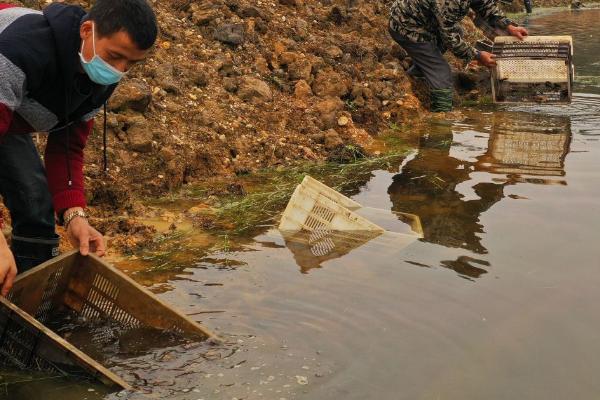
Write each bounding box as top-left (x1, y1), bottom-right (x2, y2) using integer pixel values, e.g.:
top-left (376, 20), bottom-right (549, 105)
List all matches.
top-left (61, 209), bottom-right (88, 228)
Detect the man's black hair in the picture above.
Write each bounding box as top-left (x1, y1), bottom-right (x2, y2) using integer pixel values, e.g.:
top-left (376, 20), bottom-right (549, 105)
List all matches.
top-left (88, 0), bottom-right (158, 50)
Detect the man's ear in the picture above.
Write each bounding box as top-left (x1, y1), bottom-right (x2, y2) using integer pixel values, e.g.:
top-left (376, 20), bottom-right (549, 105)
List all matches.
top-left (80, 20), bottom-right (93, 41)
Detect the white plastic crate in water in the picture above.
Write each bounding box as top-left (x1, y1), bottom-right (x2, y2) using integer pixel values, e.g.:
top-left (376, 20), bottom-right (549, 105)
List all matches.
top-left (492, 36), bottom-right (574, 103)
top-left (279, 176), bottom-right (384, 233)
top-left (278, 176), bottom-right (423, 271)
top-left (279, 176), bottom-right (423, 236)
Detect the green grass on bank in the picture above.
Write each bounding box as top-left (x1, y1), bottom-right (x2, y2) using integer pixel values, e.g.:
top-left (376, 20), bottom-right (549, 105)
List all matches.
top-left (150, 136), bottom-right (414, 237)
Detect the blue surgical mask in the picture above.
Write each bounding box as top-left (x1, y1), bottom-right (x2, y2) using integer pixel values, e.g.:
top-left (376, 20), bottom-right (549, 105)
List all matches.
top-left (79, 23), bottom-right (125, 85)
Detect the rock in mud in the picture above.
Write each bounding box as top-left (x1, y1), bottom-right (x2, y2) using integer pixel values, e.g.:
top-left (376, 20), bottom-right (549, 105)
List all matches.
top-left (313, 97), bottom-right (344, 129)
top-left (238, 76), bottom-right (273, 103)
top-left (280, 0), bottom-right (302, 6)
top-left (337, 115), bottom-right (350, 127)
top-left (191, 69), bottom-right (210, 88)
top-left (159, 147), bottom-right (176, 162)
top-left (237, 5), bottom-right (259, 19)
top-left (294, 80), bottom-right (313, 99)
top-left (214, 23), bottom-right (245, 46)
top-left (323, 45), bottom-right (344, 59)
top-left (108, 79), bottom-right (152, 113)
top-left (323, 129), bottom-right (343, 150)
top-left (328, 6), bottom-right (349, 25)
top-left (288, 57), bottom-right (313, 81)
top-left (312, 70), bottom-right (350, 98)
top-left (189, 2), bottom-right (223, 26)
top-left (223, 77), bottom-right (239, 92)
top-left (126, 125), bottom-right (155, 153)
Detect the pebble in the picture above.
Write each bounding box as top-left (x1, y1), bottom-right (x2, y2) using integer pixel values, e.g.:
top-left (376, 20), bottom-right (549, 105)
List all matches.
top-left (337, 116), bottom-right (349, 126)
top-left (296, 375), bottom-right (308, 385)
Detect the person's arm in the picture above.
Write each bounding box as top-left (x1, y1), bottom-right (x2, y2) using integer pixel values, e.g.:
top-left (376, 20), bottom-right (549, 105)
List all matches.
top-left (470, 0), bottom-right (514, 30)
top-left (45, 119), bottom-right (106, 257)
top-left (428, 0), bottom-right (479, 62)
top-left (45, 120), bottom-right (92, 212)
top-left (471, 0), bottom-right (528, 39)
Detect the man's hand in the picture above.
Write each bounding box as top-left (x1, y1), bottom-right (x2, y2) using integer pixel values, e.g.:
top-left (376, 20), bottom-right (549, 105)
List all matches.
top-left (477, 51), bottom-right (497, 68)
top-left (507, 25), bottom-right (529, 40)
top-left (0, 235), bottom-right (17, 297)
top-left (64, 208), bottom-right (106, 257)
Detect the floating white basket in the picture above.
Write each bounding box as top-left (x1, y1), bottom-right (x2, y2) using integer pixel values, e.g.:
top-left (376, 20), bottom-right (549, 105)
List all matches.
top-left (278, 176), bottom-right (423, 270)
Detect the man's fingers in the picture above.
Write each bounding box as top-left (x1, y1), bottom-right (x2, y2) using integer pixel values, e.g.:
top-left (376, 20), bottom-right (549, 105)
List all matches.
top-left (1, 267), bottom-right (16, 297)
top-left (79, 231), bottom-right (90, 256)
top-left (91, 234), bottom-right (106, 257)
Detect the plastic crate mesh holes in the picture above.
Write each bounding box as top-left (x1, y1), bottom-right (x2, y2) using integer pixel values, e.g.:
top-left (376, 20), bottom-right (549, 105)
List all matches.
top-left (0, 306), bottom-right (60, 372)
top-left (496, 59), bottom-right (568, 82)
top-left (303, 200), bottom-right (381, 257)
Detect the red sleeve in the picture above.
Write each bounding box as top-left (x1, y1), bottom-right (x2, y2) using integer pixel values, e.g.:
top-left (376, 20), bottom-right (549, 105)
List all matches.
top-left (44, 120), bottom-right (93, 213)
top-left (0, 104), bottom-right (5, 228)
top-left (0, 103), bottom-right (13, 138)
top-left (0, 4), bottom-right (17, 11)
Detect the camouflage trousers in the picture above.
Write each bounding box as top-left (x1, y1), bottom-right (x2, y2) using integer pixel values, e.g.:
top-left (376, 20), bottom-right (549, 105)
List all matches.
top-left (388, 27), bottom-right (453, 91)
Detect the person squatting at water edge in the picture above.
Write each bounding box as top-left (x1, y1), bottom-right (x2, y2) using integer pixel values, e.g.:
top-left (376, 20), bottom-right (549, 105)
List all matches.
top-left (388, 0), bottom-right (529, 112)
top-left (0, 0), bottom-right (158, 296)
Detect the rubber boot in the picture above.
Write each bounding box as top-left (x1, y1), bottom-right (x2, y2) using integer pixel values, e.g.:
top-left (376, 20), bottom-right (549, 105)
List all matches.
top-left (430, 88), bottom-right (454, 112)
top-left (11, 234), bottom-right (60, 274)
top-left (524, 0), bottom-right (533, 13)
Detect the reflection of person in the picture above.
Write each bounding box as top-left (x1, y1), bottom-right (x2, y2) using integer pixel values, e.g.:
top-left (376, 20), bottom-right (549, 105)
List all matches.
top-left (0, 0), bottom-right (157, 295)
top-left (388, 0), bottom-right (528, 112)
top-left (387, 128), bottom-right (506, 254)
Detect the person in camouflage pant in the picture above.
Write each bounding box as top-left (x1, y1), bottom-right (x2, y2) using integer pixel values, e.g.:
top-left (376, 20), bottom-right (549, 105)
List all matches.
top-left (389, 0), bottom-right (528, 112)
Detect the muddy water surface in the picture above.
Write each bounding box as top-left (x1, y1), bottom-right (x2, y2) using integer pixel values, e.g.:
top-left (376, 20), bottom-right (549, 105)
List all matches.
top-left (4, 8), bottom-right (600, 400)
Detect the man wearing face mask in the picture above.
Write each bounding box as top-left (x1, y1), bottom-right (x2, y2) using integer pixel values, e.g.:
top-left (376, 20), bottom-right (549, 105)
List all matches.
top-left (0, 0), bottom-right (157, 296)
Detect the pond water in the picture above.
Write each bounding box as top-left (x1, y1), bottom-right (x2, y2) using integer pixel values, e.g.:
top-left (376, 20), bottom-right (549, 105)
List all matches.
top-left (3, 7), bottom-right (600, 400)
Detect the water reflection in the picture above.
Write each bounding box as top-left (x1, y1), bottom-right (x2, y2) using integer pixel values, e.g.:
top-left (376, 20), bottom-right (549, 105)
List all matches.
top-left (388, 112), bottom-right (572, 262)
top-left (477, 114), bottom-right (572, 182)
top-left (388, 123), bottom-right (508, 255)
top-left (280, 230), bottom-right (382, 273)
top-left (439, 255), bottom-right (491, 279)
